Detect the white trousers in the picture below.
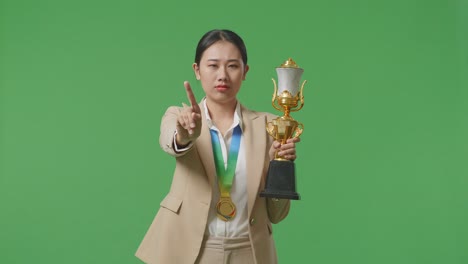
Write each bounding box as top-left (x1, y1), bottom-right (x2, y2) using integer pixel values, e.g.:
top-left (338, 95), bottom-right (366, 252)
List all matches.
top-left (195, 236), bottom-right (255, 264)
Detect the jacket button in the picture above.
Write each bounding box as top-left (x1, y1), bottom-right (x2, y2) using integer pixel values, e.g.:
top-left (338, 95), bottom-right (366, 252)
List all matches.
top-left (250, 218), bottom-right (256, 225)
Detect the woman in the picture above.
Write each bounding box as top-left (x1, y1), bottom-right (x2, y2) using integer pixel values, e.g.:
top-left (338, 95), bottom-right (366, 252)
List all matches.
top-left (136, 29), bottom-right (299, 264)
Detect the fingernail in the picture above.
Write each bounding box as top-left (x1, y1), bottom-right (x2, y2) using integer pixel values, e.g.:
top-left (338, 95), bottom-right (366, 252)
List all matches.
top-left (190, 123), bottom-right (195, 128)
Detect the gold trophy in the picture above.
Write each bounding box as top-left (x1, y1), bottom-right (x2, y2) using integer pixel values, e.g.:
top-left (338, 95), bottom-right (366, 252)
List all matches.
top-left (260, 58), bottom-right (306, 200)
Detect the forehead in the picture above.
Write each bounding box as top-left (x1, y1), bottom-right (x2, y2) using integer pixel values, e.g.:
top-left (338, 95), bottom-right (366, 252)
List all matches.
top-left (200, 41), bottom-right (243, 62)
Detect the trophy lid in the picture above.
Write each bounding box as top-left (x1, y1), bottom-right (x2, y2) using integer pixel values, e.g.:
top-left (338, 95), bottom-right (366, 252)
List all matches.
top-left (276, 58), bottom-right (304, 96)
top-left (279, 58), bottom-right (300, 68)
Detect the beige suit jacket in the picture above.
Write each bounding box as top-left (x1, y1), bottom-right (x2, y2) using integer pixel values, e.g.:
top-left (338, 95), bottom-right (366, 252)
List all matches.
top-left (135, 103), bottom-right (290, 264)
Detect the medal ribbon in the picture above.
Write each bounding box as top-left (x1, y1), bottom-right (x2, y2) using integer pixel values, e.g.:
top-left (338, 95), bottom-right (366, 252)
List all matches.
top-left (210, 125), bottom-right (242, 197)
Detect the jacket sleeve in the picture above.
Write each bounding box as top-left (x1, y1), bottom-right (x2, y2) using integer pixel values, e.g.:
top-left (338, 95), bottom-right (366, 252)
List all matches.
top-left (159, 106), bottom-right (194, 157)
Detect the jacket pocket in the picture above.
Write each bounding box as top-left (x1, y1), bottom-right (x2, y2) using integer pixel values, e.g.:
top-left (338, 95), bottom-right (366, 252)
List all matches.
top-left (160, 195), bottom-right (183, 214)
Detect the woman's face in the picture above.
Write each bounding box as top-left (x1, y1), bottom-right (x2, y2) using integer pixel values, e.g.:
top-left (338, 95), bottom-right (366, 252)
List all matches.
top-left (193, 40), bottom-right (249, 105)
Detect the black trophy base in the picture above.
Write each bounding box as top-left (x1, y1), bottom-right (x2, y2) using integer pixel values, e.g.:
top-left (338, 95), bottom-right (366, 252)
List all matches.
top-left (260, 159), bottom-right (300, 200)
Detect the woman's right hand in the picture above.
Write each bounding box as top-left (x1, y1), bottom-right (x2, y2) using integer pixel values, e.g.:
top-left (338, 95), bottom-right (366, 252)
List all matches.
top-left (175, 81), bottom-right (202, 147)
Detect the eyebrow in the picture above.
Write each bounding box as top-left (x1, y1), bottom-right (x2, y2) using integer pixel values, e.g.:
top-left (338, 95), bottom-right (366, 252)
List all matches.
top-left (206, 59), bottom-right (241, 62)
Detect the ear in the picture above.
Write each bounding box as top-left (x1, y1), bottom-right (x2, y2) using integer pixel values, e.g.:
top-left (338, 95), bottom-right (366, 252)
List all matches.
top-left (242, 65), bottom-right (250, 80)
top-left (192, 63), bottom-right (200, 80)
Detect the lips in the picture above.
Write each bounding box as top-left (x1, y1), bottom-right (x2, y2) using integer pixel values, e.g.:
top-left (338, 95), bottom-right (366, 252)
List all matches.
top-left (215, 84), bottom-right (229, 92)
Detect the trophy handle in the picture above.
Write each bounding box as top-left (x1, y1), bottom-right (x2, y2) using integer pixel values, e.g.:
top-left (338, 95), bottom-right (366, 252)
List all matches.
top-left (292, 122), bottom-right (304, 139)
top-left (265, 121), bottom-right (276, 138)
top-left (271, 78), bottom-right (282, 111)
top-left (291, 80), bottom-right (306, 112)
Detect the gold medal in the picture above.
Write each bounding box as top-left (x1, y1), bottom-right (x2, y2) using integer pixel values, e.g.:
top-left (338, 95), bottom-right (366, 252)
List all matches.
top-left (216, 197), bottom-right (236, 221)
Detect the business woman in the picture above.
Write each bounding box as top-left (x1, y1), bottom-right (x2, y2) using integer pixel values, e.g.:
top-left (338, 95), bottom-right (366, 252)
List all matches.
top-left (136, 29), bottom-right (299, 264)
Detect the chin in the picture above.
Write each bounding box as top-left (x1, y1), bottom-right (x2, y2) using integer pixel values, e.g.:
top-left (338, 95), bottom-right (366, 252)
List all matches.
top-left (209, 94), bottom-right (237, 103)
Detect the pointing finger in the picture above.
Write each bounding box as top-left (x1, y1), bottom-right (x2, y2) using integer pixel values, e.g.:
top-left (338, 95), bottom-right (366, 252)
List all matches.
top-left (184, 81), bottom-right (201, 113)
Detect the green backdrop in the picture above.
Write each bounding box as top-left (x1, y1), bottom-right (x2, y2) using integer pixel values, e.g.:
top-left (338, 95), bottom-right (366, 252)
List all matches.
top-left (1, 0), bottom-right (467, 263)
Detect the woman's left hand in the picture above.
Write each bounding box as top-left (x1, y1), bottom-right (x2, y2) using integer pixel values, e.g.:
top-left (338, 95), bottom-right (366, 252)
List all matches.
top-left (269, 137), bottom-right (301, 161)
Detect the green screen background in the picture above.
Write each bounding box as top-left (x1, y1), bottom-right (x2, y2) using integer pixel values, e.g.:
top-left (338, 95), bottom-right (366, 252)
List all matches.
top-left (1, 0), bottom-right (467, 263)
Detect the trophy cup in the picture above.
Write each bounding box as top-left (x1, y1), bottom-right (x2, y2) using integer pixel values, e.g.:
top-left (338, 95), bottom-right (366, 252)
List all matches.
top-left (260, 58), bottom-right (306, 200)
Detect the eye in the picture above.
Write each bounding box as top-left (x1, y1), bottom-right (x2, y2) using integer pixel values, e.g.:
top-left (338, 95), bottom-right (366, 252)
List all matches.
top-left (228, 64), bottom-right (239, 68)
top-left (208, 64), bottom-right (218, 68)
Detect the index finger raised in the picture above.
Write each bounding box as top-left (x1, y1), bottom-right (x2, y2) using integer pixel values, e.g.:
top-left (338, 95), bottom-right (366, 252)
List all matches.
top-left (184, 81), bottom-right (201, 113)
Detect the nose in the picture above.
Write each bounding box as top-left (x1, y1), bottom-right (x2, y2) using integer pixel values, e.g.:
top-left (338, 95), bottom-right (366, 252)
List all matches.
top-left (217, 67), bottom-right (228, 82)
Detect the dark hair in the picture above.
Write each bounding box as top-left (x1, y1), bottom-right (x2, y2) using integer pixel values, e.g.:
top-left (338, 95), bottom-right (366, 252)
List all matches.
top-left (194, 29), bottom-right (248, 66)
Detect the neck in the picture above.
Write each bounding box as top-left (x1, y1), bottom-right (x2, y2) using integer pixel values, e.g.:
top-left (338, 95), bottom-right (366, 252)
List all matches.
top-left (206, 98), bottom-right (238, 136)
top-left (206, 98), bottom-right (237, 121)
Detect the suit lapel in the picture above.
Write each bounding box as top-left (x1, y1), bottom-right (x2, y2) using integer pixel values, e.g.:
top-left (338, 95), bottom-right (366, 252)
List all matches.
top-left (196, 103), bottom-right (216, 189)
top-left (242, 106), bottom-right (268, 217)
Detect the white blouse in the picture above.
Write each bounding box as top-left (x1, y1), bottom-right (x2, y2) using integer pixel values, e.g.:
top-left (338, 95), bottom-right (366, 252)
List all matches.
top-left (173, 100), bottom-right (249, 237)
top-left (203, 100), bottom-right (248, 238)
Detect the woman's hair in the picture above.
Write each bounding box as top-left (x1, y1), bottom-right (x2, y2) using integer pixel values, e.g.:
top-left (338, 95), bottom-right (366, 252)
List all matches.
top-left (194, 29), bottom-right (248, 66)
